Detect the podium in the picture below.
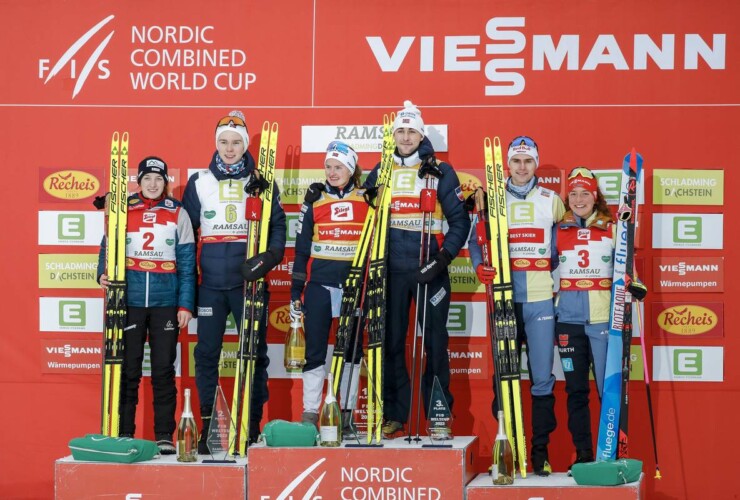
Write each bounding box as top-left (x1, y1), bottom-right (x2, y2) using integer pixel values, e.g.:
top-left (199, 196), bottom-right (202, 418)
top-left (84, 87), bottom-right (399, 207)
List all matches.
top-left (55, 455), bottom-right (247, 499)
top-left (55, 436), bottom-right (478, 499)
top-left (248, 436), bottom-right (478, 500)
top-left (466, 472), bottom-right (646, 499)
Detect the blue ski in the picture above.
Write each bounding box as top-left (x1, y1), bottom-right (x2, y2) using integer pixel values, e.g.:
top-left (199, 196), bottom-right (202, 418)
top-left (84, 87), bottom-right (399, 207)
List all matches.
top-left (596, 149), bottom-right (642, 460)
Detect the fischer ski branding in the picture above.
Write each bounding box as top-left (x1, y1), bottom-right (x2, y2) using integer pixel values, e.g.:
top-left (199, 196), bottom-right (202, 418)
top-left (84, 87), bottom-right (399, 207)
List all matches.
top-left (477, 137), bottom-right (527, 477)
top-left (365, 113), bottom-right (395, 444)
top-left (101, 131), bottom-right (129, 436)
top-left (229, 121), bottom-right (278, 456)
top-left (597, 148), bottom-right (642, 460)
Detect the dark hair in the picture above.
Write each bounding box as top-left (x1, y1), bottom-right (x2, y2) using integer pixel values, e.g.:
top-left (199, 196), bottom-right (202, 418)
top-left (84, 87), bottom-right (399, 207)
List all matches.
top-left (350, 164), bottom-right (363, 188)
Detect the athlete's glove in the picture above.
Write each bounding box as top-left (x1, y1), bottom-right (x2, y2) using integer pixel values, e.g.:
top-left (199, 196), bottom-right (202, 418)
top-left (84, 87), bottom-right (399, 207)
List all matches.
top-left (418, 157), bottom-right (443, 179)
top-left (464, 188), bottom-right (487, 213)
top-left (363, 186), bottom-right (380, 208)
top-left (416, 248), bottom-right (453, 284)
top-left (244, 173), bottom-right (270, 196)
top-left (240, 248), bottom-right (281, 281)
top-left (93, 193), bottom-right (108, 210)
top-left (476, 264), bottom-right (497, 285)
top-left (304, 182), bottom-right (325, 204)
top-left (628, 280), bottom-right (648, 301)
top-left (289, 300), bottom-right (304, 322)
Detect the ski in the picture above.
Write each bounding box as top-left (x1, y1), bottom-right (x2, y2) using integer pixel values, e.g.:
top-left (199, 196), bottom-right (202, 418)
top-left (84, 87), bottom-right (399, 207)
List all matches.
top-left (482, 137), bottom-right (527, 477)
top-left (101, 131), bottom-right (129, 436)
top-left (330, 115), bottom-right (395, 401)
top-left (365, 113), bottom-right (395, 444)
top-left (229, 121), bottom-right (278, 456)
top-left (596, 148), bottom-right (642, 460)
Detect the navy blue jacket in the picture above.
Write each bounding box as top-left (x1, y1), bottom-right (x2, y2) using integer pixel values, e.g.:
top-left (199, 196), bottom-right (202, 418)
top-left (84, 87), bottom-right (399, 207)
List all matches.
top-left (182, 151), bottom-right (286, 290)
top-left (364, 137), bottom-right (470, 272)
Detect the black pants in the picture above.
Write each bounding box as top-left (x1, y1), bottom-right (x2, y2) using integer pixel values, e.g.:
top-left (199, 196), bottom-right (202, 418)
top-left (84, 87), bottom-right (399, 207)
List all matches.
top-left (383, 270), bottom-right (452, 423)
top-left (556, 322), bottom-right (596, 451)
top-left (303, 281), bottom-right (363, 372)
top-left (194, 286), bottom-right (270, 437)
top-left (119, 306), bottom-right (179, 438)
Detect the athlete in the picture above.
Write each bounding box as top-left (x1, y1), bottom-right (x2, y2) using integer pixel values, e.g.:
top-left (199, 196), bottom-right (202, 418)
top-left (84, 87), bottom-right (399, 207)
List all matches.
top-left (364, 101), bottom-right (471, 438)
top-left (291, 141), bottom-right (369, 434)
top-left (182, 110), bottom-right (286, 452)
top-left (468, 136), bottom-right (565, 475)
top-left (553, 167), bottom-right (614, 469)
top-left (98, 156), bottom-right (196, 454)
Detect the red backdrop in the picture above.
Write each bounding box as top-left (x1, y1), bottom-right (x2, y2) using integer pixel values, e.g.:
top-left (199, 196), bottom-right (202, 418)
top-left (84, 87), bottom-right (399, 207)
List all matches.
top-left (0, 1), bottom-right (738, 498)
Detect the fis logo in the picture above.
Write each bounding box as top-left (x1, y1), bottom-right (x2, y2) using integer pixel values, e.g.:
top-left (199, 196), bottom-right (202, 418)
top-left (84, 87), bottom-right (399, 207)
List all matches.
top-left (38, 15), bottom-right (115, 98)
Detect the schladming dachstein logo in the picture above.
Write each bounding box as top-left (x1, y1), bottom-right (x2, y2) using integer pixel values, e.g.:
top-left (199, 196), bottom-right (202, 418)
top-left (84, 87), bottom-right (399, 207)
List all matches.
top-left (38, 15), bottom-right (115, 98)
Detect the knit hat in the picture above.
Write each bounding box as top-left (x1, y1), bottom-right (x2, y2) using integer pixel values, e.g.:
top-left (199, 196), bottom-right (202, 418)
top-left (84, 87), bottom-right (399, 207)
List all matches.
top-left (324, 141), bottom-right (358, 175)
top-left (567, 167), bottom-right (598, 198)
top-left (393, 100), bottom-right (425, 136)
top-left (137, 156), bottom-right (168, 185)
top-left (215, 110), bottom-right (249, 149)
top-left (507, 136), bottom-right (539, 167)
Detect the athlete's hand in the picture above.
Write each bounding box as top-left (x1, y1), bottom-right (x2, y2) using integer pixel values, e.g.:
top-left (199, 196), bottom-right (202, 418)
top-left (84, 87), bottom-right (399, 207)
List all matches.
top-left (177, 310), bottom-right (193, 328)
top-left (476, 264), bottom-right (497, 285)
top-left (289, 300), bottom-right (304, 322)
top-left (99, 274), bottom-right (110, 290)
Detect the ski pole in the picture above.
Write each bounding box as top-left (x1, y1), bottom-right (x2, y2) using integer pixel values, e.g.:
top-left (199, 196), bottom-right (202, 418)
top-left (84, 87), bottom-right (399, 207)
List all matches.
top-left (636, 300), bottom-right (661, 478)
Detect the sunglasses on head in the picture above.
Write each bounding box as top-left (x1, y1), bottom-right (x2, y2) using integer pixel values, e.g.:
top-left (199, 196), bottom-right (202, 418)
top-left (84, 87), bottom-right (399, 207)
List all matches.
top-left (216, 116), bottom-right (246, 129)
top-left (567, 167), bottom-right (596, 180)
top-left (508, 136), bottom-right (538, 150)
top-left (326, 141), bottom-right (354, 155)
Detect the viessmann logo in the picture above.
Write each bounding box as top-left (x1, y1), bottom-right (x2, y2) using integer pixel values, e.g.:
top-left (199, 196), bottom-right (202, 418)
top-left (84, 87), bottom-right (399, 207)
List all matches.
top-left (39, 15), bottom-right (115, 98)
top-left (367, 17), bottom-right (726, 96)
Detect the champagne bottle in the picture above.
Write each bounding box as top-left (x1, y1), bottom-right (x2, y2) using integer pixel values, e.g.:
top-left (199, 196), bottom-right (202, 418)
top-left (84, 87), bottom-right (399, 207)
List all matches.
top-left (492, 410), bottom-right (514, 485)
top-left (177, 388), bottom-right (199, 462)
top-left (284, 306), bottom-right (306, 373)
top-left (319, 372), bottom-right (342, 447)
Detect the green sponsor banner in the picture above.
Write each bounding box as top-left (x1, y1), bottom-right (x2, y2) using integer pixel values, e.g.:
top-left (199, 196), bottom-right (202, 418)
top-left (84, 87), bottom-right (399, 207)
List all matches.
top-left (275, 168), bottom-right (370, 205)
top-left (39, 254), bottom-right (99, 289)
top-left (653, 169), bottom-right (724, 205)
top-left (188, 341), bottom-right (239, 377)
top-left (449, 256), bottom-right (482, 293)
top-left (275, 169), bottom-right (327, 205)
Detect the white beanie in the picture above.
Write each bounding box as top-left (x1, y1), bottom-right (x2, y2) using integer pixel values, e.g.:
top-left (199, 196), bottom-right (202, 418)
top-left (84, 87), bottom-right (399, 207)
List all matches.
top-left (393, 100), bottom-right (425, 136)
top-left (507, 135), bottom-right (539, 168)
top-left (325, 141), bottom-right (358, 175)
top-left (215, 110), bottom-right (249, 149)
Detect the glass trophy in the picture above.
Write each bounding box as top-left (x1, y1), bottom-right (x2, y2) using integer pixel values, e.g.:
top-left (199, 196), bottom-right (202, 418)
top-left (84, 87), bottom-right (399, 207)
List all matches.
top-left (425, 376), bottom-right (453, 446)
top-left (202, 385), bottom-right (236, 463)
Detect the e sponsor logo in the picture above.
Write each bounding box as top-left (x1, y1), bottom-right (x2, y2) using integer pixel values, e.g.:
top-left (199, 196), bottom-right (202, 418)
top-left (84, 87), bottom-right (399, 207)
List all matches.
top-left (653, 346), bottom-right (723, 382)
top-left (652, 214), bottom-right (723, 249)
top-left (40, 297), bottom-right (103, 332)
top-left (59, 300), bottom-right (86, 327)
top-left (39, 211), bottom-right (104, 246)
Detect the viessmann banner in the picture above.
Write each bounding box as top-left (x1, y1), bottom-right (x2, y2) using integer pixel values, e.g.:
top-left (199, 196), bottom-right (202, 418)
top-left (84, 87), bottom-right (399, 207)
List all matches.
top-left (1, 1), bottom-right (733, 106)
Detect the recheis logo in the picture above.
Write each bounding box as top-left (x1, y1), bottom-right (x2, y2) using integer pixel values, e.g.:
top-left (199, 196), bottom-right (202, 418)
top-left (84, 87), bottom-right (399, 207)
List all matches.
top-left (38, 15), bottom-right (115, 98)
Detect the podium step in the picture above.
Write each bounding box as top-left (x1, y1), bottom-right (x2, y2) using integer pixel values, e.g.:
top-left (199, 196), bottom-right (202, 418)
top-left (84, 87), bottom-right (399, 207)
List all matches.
top-left (248, 436), bottom-right (478, 500)
top-left (466, 472), bottom-right (645, 499)
top-left (55, 455), bottom-right (247, 499)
